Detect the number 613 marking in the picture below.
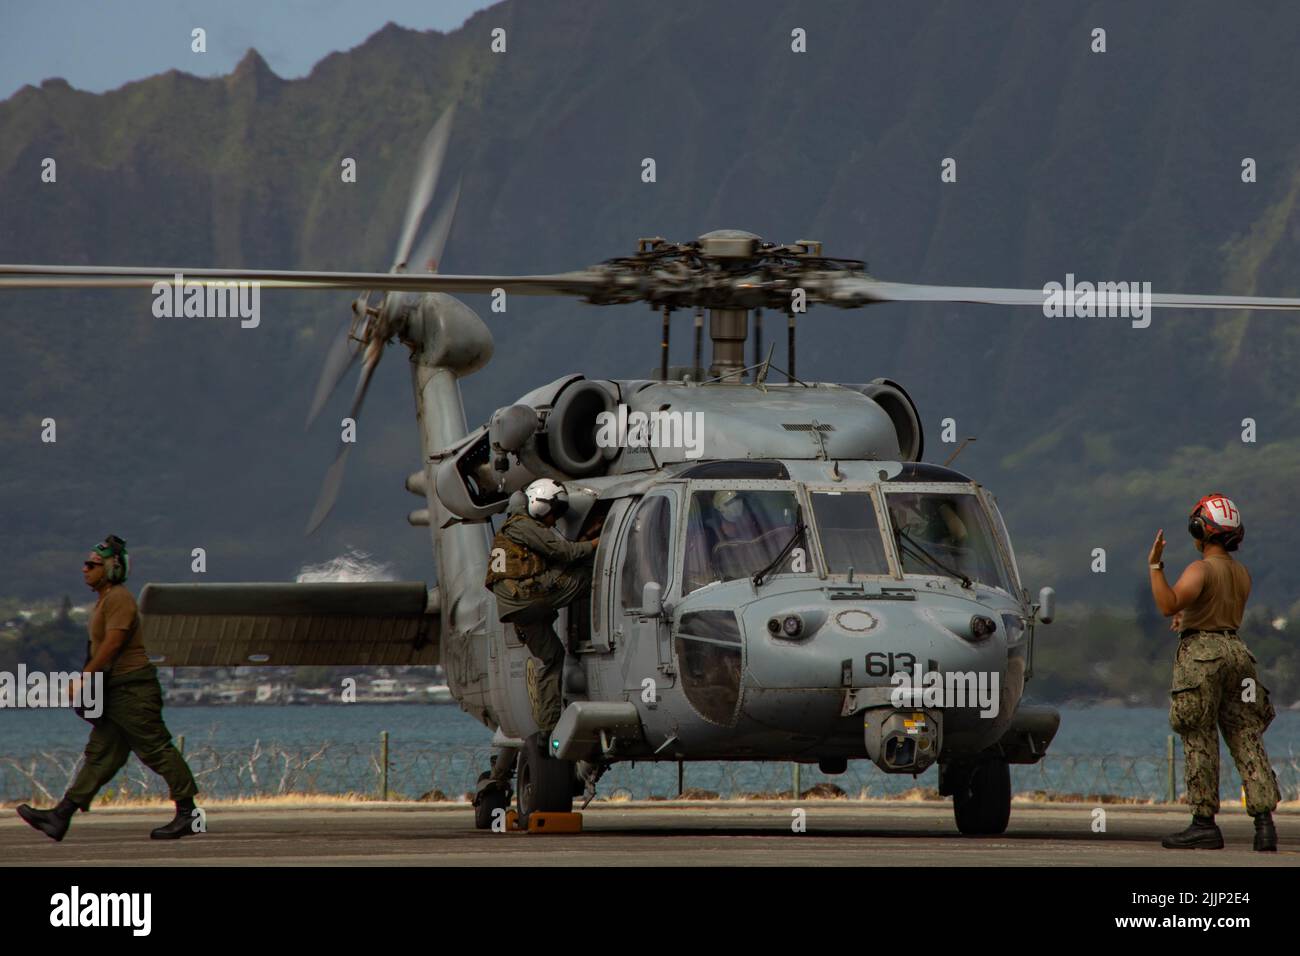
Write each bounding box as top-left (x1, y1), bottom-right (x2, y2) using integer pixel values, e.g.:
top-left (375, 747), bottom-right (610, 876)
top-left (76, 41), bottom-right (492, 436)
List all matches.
top-left (864, 651), bottom-right (916, 677)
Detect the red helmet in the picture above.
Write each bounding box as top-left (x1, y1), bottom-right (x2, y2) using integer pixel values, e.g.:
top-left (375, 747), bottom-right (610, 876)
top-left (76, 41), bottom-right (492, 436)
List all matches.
top-left (1188, 493), bottom-right (1244, 551)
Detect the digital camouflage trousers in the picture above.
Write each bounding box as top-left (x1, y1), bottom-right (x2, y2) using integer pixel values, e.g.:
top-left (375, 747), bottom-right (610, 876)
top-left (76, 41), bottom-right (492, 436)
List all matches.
top-left (1169, 631), bottom-right (1279, 817)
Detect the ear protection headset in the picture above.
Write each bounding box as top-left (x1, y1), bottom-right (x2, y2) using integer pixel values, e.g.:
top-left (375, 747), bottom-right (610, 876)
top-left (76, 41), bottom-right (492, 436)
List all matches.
top-left (94, 535), bottom-right (129, 584)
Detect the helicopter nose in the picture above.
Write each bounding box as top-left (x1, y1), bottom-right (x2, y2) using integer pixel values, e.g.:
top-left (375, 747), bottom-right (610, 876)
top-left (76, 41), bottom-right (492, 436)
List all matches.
top-left (731, 593), bottom-right (1022, 772)
top-left (741, 598), bottom-right (1011, 692)
top-left (738, 598), bottom-right (1019, 733)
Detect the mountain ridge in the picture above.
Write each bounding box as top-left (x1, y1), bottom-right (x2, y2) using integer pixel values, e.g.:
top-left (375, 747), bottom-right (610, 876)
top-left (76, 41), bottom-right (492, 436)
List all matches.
top-left (2, 0), bottom-right (1298, 618)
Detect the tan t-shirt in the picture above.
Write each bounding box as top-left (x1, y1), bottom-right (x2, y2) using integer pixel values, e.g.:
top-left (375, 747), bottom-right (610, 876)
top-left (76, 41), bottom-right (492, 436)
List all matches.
top-left (1180, 555), bottom-right (1251, 632)
top-left (88, 584), bottom-right (150, 676)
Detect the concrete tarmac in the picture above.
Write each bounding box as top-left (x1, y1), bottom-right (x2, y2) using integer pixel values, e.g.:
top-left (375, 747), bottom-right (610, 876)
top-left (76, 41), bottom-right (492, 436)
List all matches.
top-left (2, 801), bottom-right (1297, 866)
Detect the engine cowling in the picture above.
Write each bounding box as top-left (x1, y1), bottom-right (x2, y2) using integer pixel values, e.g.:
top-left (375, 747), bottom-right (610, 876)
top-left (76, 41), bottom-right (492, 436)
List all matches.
top-left (542, 379), bottom-right (618, 477)
top-left (432, 379), bottom-right (622, 520)
top-left (847, 379), bottom-right (924, 462)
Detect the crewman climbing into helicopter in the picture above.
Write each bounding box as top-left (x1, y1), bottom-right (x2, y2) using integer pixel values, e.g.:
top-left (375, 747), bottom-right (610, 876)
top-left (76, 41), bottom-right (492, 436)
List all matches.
top-left (484, 477), bottom-right (600, 744)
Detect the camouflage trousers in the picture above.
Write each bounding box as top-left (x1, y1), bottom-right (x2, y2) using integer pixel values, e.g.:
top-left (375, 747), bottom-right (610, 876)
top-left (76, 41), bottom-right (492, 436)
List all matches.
top-left (1169, 631), bottom-right (1279, 817)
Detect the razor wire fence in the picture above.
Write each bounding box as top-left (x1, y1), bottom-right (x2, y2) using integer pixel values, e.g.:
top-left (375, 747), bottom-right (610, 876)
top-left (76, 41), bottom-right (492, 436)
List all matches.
top-left (3, 738), bottom-right (1297, 806)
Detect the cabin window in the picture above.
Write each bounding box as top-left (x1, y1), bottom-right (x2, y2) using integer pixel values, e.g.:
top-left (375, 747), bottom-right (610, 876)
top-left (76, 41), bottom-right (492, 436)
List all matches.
top-left (620, 495), bottom-right (672, 608)
top-left (674, 610), bottom-right (742, 726)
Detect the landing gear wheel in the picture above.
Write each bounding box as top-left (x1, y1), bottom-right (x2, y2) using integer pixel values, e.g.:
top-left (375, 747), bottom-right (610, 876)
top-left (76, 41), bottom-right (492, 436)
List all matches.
top-left (473, 772), bottom-right (511, 831)
top-left (952, 757), bottom-right (1011, 835)
top-left (516, 733), bottom-right (574, 829)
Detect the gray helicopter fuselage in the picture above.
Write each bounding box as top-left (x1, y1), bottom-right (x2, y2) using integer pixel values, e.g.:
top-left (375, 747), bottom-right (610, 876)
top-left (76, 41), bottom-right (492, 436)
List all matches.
top-left (399, 292), bottom-right (1048, 774)
top-left (470, 457), bottom-right (1033, 769)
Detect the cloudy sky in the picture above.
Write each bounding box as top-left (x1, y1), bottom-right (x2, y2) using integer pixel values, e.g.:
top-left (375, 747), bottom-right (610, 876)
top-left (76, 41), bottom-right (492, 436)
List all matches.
top-left (0, 0), bottom-right (494, 100)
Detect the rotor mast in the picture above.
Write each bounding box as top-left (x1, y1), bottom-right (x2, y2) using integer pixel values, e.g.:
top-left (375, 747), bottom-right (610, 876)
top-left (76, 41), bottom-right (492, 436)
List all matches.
top-left (708, 307), bottom-right (749, 381)
top-left (696, 230), bottom-right (769, 383)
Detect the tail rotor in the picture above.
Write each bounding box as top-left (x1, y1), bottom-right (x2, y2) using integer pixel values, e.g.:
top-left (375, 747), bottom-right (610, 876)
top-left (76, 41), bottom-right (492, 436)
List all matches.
top-left (305, 106), bottom-right (461, 533)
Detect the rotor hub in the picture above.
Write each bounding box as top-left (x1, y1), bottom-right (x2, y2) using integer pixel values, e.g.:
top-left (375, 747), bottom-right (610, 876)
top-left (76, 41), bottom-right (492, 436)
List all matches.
top-left (697, 229), bottom-right (761, 259)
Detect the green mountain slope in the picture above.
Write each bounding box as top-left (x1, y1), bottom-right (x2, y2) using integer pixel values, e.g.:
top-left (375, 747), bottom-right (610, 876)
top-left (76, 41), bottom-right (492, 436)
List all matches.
top-left (2, 0), bottom-right (1299, 623)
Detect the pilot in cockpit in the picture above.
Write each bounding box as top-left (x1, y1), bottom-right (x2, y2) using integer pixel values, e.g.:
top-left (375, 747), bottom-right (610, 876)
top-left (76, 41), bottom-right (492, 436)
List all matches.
top-left (901, 497), bottom-right (969, 553)
top-left (708, 490), bottom-right (761, 547)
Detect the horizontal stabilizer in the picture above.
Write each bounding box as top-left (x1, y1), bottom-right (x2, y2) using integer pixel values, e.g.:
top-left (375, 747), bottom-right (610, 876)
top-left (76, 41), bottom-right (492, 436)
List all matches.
top-left (138, 582), bottom-right (439, 667)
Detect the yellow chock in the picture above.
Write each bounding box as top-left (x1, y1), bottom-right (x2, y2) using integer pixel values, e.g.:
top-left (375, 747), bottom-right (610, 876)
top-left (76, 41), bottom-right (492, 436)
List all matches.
top-left (527, 812), bottom-right (583, 833)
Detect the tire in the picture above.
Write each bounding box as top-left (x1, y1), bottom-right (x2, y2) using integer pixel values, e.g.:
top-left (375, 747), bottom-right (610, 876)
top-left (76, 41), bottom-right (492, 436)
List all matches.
top-left (474, 772), bottom-right (511, 831)
top-left (516, 734), bottom-right (574, 828)
top-left (952, 757), bottom-right (1011, 836)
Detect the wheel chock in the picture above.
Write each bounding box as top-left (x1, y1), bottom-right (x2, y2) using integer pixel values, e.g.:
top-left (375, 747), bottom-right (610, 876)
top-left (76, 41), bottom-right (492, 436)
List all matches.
top-left (499, 809), bottom-right (583, 833)
top-left (527, 812), bottom-right (583, 833)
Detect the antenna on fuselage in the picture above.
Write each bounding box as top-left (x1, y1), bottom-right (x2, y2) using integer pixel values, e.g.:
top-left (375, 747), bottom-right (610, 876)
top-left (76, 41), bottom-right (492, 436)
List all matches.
top-left (944, 437), bottom-right (977, 467)
top-left (660, 305), bottom-right (672, 381)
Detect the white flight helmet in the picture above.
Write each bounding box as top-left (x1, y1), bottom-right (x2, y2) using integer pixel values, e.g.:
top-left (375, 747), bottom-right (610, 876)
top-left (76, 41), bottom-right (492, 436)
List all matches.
top-left (525, 477), bottom-right (569, 519)
top-left (713, 489), bottom-right (744, 522)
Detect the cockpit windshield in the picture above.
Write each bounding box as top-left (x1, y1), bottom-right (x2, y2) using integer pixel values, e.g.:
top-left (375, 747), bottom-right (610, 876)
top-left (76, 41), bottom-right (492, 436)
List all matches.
top-left (683, 489), bottom-right (803, 594)
top-left (808, 491), bottom-right (890, 575)
top-left (884, 491), bottom-right (1014, 593)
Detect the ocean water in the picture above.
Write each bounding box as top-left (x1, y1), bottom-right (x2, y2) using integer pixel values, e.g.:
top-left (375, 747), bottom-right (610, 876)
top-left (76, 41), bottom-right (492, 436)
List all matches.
top-left (0, 702), bottom-right (497, 751)
top-left (6, 702), bottom-right (1298, 754)
top-left (3, 703), bottom-right (1297, 802)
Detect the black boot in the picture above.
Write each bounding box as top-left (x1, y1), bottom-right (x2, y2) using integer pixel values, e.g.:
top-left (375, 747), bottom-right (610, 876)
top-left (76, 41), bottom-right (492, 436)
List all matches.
top-left (150, 798), bottom-right (201, 840)
top-left (16, 796), bottom-right (79, 842)
top-left (1161, 814), bottom-right (1224, 849)
top-left (1253, 812), bottom-right (1278, 852)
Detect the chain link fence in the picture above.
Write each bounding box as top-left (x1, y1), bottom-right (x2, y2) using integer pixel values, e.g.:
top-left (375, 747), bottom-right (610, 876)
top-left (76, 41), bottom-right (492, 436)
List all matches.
top-left (4, 735), bottom-right (1298, 806)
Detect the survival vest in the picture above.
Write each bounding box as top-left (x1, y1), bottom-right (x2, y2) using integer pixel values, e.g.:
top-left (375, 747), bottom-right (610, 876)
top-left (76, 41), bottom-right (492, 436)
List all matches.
top-left (484, 515), bottom-right (547, 588)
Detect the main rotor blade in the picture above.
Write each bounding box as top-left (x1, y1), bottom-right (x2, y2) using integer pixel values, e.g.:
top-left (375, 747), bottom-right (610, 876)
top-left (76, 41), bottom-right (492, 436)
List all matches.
top-left (822, 276), bottom-right (1300, 312)
top-left (393, 105), bottom-right (456, 272)
top-left (408, 177), bottom-right (462, 274)
top-left (0, 264), bottom-right (605, 297)
top-left (18, 263), bottom-right (1298, 313)
top-left (306, 320), bottom-right (361, 429)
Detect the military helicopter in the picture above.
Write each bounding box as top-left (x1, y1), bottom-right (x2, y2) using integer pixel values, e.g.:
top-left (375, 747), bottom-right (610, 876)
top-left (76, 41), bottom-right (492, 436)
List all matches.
top-left (7, 109), bottom-right (1300, 834)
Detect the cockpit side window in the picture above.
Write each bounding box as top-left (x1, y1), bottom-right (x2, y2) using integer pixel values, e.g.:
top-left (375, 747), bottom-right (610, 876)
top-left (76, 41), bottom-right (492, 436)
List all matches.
top-left (682, 489), bottom-right (803, 595)
top-left (982, 492), bottom-right (1023, 594)
top-left (620, 495), bottom-right (672, 608)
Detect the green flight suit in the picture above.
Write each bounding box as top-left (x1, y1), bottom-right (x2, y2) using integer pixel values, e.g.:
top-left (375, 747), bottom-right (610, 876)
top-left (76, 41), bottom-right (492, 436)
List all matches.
top-left (489, 511), bottom-right (596, 737)
top-left (1169, 631), bottom-right (1279, 817)
top-left (66, 665), bottom-right (197, 809)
